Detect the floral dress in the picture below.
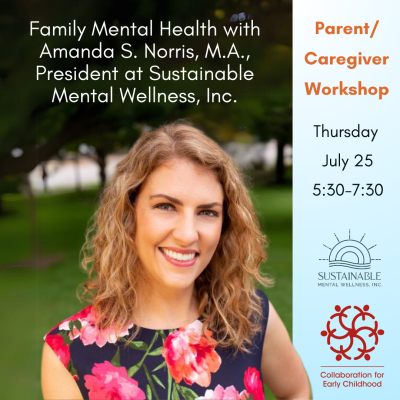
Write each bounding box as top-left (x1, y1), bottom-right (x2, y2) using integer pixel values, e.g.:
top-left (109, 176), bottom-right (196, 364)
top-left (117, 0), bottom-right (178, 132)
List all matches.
top-left (44, 290), bottom-right (269, 400)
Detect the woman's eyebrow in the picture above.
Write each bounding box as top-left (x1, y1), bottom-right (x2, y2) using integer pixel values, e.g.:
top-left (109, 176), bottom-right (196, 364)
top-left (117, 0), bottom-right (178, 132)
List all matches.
top-left (149, 194), bottom-right (222, 208)
top-left (150, 194), bottom-right (182, 205)
top-left (197, 202), bottom-right (222, 209)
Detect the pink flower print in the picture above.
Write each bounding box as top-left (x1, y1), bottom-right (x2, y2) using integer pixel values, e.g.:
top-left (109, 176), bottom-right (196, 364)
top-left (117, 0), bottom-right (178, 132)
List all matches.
top-left (59, 306), bottom-right (91, 339)
top-left (197, 385), bottom-right (249, 400)
top-left (59, 306), bottom-right (133, 347)
top-left (244, 367), bottom-right (265, 400)
top-left (84, 361), bottom-right (145, 400)
top-left (45, 334), bottom-right (70, 367)
top-left (162, 320), bottom-right (221, 387)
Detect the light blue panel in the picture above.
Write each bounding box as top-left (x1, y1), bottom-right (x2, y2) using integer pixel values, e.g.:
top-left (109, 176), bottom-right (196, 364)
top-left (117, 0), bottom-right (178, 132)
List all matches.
top-left (293, 0), bottom-right (399, 398)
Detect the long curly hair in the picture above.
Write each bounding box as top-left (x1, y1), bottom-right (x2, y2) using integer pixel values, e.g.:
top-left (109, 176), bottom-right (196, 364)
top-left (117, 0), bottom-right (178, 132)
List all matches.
top-left (79, 121), bottom-right (272, 352)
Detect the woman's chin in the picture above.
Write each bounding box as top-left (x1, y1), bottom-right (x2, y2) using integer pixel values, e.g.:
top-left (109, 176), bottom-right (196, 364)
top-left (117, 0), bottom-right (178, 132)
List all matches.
top-left (156, 275), bottom-right (196, 292)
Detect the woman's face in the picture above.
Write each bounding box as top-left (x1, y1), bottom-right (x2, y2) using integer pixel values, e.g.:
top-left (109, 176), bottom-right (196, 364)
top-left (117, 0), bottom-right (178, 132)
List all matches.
top-left (134, 159), bottom-right (224, 292)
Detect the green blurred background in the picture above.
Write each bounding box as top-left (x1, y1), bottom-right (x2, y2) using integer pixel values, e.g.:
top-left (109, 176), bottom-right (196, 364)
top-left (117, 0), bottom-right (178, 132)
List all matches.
top-left (0, 0), bottom-right (292, 398)
top-left (0, 183), bottom-right (292, 400)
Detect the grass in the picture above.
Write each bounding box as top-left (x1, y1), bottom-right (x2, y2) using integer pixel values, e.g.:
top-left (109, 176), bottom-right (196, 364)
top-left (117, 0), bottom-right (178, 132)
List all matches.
top-left (251, 185), bottom-right (293, 335)
top-left (0, 185), bottom-right (292, 400)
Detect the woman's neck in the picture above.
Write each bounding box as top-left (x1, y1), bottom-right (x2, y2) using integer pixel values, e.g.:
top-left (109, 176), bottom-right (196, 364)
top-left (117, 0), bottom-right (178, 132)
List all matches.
top-left (133, 284), bottom-right (200, 330)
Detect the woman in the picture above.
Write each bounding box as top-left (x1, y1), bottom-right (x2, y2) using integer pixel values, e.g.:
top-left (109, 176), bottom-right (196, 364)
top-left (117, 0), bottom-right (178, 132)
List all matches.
top-left (42, 122), bottom-right (310, 399)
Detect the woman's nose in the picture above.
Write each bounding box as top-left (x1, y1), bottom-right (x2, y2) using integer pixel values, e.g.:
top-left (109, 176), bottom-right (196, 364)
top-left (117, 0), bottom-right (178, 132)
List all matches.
top-left (172, 213), bottom-right (199, 246)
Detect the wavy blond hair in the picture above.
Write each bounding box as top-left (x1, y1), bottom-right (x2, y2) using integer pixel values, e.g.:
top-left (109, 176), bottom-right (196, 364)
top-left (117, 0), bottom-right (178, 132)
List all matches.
top-left (80, 121), bottom-right (272, 352)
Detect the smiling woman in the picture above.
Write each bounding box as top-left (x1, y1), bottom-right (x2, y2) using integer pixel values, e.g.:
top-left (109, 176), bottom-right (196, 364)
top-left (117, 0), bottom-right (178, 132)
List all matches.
top-left (41, 121), bottom-right (310, 400)
top-left (134, 160), bottom-right (224, 299)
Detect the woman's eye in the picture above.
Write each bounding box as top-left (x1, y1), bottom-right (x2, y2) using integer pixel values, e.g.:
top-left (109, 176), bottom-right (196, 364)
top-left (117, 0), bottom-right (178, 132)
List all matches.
top-left (155, 203), bottom-right (175, 211)
top-left (200, 210), bottom-right (219, 217)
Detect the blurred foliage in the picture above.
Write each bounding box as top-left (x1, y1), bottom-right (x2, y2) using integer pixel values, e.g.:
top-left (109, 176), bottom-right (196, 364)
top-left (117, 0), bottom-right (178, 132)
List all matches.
top-left (0, 174), bottom-right (23, 193)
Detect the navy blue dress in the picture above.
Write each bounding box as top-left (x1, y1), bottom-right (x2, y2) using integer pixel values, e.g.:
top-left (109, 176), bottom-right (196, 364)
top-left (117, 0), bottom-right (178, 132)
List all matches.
top-left (44, 290), bottom-right (269, 400)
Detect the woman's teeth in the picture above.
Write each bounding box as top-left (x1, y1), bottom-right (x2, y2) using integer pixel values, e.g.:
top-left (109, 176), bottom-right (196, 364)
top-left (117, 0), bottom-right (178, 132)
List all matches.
top-left (161, 248), bottom-right (197, 261)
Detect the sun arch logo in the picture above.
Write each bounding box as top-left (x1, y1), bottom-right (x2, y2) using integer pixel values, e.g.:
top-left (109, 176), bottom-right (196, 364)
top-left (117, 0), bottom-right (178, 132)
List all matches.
top-left (320, 230), bottom-right (380, 270)
top-left (321, 305), bottom-right (384, 361)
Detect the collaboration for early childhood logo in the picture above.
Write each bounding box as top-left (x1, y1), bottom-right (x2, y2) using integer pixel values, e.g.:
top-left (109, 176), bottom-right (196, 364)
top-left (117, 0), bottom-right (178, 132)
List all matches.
top-left (318, 230), bottom-right (381, 288)
top-left (321, 305), bottom-right (384, 361)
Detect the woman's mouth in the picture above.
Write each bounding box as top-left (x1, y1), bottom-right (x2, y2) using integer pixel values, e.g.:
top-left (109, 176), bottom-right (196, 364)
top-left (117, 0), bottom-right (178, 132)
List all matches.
top-left (159, 247), bottom-right (199, 267)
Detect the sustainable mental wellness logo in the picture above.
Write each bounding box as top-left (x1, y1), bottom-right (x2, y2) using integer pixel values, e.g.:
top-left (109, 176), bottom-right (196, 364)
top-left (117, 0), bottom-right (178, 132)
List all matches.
top-left (318, 230), bottom-right (381, 288)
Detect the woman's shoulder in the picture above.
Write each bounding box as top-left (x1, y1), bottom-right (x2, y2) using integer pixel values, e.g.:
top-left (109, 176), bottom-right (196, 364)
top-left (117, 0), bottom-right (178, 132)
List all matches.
top-left (254, 288), bottom-right (269, 316)
top-left (44, 304), bottom-right (134, 350)
top-left (44, 305), bottom-right (93, 341)
top-left (43, 305), bottom-right (94, 375)
top-left (253, 288), bottom-right (270, 337)
top-left (255, 287), bottom-right (269, 303)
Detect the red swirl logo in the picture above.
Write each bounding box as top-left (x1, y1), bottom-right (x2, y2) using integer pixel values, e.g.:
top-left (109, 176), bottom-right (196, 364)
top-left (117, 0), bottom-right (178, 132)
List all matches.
top-left (321, 305), bottom-right (384, 361)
